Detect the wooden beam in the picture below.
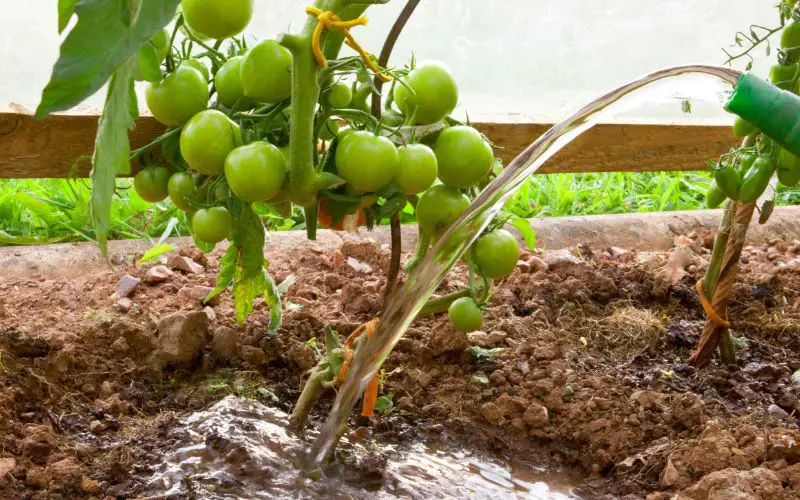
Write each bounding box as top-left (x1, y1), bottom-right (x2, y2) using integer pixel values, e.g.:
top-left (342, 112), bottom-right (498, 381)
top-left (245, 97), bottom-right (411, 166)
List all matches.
top-left (0, 105), bottom-right (737, 178)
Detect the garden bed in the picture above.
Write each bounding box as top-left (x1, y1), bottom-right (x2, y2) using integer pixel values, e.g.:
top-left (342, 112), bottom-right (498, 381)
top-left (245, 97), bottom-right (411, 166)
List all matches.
top-left (1, 217), bottom-right (799, 499)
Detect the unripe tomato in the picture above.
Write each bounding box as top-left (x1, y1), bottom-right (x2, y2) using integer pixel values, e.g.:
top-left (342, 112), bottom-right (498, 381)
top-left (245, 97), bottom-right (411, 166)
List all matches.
top-left (448, 297), bottom-right (483, 333)
top-left (319, 119), bottom-right (340, 141)
top-left (434, 126), bottom-right (494, 188)
top-left (416, 184), bottom-right (470, 237)
top-left (713, 161), bottom-right (742, 201)
top-left (180, 110), bottom-right (242, 175)
top-left (215, 56), bottom-right (251, 108)
top-left (326, 82), bottom-right (352, 108)
top-left (782, 20), bottom-right (800, 61)
top-left (241, 40), bottom-right (293, 103)
top-left (134, 166), bottom-right (171, 202)
top-left (706, 180), bottom-right (727, 209)
top-left (167, 172), bottom-right (197, 211)
top-left (732, 117), bottom-right (756, 138)
top-left (393, 61), bottom-right (458, 125)
top-left (181, 59), bottom-right (209, 82)
top-left (224, 141), bottom-right (287, 202)
top-left (473, 229), bottom-right (520, 280)
top-left (145, 65), bottom-right (208, 126)
top-left (181, 0), bottom-right (253, 40)
top-left (777, 148), bottom-right (800, 187)
top-left (151, 29), bottom-right (170, 62)
top-left (335, 131), bottom-right (400, 193)
top-left (395, 144), bottom-right (438, 194)
top-left (740, 156), bottom-right (776, 202)
top-left (769, 62), bottom-right (798, 90)
top-left (192, 206), bottom-right (232, 243)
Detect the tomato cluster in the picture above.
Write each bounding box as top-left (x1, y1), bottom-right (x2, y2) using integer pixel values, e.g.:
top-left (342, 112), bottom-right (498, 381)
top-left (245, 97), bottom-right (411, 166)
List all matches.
top-left (708, 18), bottom-right (800, 209)
top-left (132, 0), bottom-right (522, 331)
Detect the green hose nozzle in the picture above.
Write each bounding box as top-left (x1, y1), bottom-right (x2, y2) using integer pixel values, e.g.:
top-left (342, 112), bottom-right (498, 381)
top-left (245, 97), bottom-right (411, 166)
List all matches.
top-left (726, 73), bottom-right (800, 157)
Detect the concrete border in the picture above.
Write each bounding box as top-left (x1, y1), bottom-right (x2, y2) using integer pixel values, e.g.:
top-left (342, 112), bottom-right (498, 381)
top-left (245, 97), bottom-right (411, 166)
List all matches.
top-left (1, 207), bottom-right (798, 279)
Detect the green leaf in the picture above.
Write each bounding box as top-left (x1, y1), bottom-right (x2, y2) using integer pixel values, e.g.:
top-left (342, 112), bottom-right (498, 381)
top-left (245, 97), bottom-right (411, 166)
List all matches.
top-left (467, 346), bottom-right (504, 361)
top-left (137, 243), bottom-right (175, 265)
top-left (206, 244), bottom-right (237, 302)
top-left (471, 374), bottom-right (490, 385)
top-left (91, 58), bottom-right (137, 255)
top-left (137, 44), bottom-right (163, 83)
top-left (37, 0), bottom-right (181, 119)
top-left (510, 216), bottom-right (537, 250)
top-left (58, 0), bottom-right (80, 34)
top-left (374, 394), bottom-right (394, 413)
top-left (324, 326), bottom-right (344, 378)
top-left (264, 271), bottom-right (282, 332)
top-left (193, 234), bottom-right (217, 253)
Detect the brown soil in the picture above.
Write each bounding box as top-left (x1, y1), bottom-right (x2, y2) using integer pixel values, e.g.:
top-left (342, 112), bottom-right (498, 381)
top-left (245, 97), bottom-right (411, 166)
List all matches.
top-left (1, 232), bottom-right (799, 499)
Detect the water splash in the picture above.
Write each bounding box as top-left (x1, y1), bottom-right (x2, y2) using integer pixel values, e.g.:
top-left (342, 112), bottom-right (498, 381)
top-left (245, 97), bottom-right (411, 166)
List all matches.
top-left (309, 65), bottom-right (743, 466)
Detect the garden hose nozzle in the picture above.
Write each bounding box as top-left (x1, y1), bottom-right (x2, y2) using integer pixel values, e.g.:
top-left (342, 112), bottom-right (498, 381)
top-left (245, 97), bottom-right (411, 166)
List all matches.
top-left (726, 73), bottom-right (800, 157)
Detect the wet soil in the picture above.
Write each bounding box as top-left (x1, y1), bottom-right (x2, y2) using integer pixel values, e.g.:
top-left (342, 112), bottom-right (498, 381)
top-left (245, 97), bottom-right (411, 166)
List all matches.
top-left (0, 231), bottom-right (799, 499)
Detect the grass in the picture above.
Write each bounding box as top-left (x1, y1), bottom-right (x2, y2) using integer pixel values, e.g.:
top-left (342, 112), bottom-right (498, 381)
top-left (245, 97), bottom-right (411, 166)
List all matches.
top-left (1, 172), bottom-right (798, 246)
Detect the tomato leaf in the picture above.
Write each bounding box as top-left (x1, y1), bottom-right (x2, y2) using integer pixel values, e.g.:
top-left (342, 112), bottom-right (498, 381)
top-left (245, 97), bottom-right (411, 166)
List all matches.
top-left (37, 0), bottom-right (180, 119)
top-left (230, 203), bottom-right (267, 324)
top-left (57, 0), bottom-right (80, 34)
top-left (137, 243), bottom-right (175, 265)
top-left (206, 244), bottom-right (237, 302)
top-left (510, 216), bottom-right (537, 250)
top-left (91, 58), bottom-right (137, 255)
top-left (137, 44), bottom-right (163, 83)
top-left (324, 326), bottom-right (343, 378)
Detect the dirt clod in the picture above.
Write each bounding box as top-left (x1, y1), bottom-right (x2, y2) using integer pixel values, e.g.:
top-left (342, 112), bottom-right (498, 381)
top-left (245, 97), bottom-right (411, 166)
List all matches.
top-left (154, 311), bottom-right (210, 368)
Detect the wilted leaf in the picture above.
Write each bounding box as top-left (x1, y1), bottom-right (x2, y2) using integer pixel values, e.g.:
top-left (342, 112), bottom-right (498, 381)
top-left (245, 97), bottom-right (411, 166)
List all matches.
top-left (264, 271), bottom-right (282, 331)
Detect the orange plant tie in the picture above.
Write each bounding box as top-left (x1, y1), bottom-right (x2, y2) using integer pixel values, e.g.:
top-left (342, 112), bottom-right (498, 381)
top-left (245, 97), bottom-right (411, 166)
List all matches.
top-left (695, 279), bottom-right (731, 329)
top-left (305, 6), bottom-right (392, 82)
top-left (338, 318), bottom-right (382, 417)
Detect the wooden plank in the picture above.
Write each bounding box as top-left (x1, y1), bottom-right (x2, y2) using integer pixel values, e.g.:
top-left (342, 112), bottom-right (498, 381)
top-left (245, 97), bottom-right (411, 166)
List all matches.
top-left (0, 105), bottom-right (737, 178)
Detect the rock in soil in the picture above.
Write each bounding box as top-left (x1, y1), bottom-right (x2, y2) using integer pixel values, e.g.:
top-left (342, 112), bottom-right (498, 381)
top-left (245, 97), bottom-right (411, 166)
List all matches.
top-left (212, 327), bottom-right (238, 361)
top-left (144, 264), bottom-right (173, 284)
top-left (154, 311), bottom-right (210, 368)
top-left (115, 274), bottom-right (140, 298)
top-left (167, 254), bottom-right (204, 274)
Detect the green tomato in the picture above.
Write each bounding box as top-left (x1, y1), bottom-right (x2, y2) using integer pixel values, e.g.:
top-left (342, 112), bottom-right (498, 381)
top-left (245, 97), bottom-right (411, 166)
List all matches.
top-left (224, 142), bottom-right (287, 202)
top-left (415, 184), bottom-right (470, 237)
top-left (335, 131), bottom-right (400, 193)
top-left (145, 65), bottom-right (209, 126)
top-left (732, 117), bottom-right (756, 138)
top-left (180, 110), bottom-right (242, 175)
top-left (706, 180), bottom-right (727, 209)
top-left (777, 148), bottom-right (800, 187)
top-left (713, 161), bottom-right (742, 201)
top-left (434, 126), bottom-right (494, 188)
top-left (782, 19), bottom-right (800, 60)
top-left (241, 40), bottom-right (293, 103)
top-left (336, 126), bottom-right (354, 143)
top-left (215, 56), bottom-right (252, 108)
top-left (740, 156), bottom-right (776, 202)
top-left (395, 144), bottom-right (438, 194)
top-left (448, 297), bottom-right (483, 333)
top-left (151, 28), bottom-right (170, 62)
top-left (393, 61), bottom-right (458, 125)
top-left (769, 62), bottom-right (798, 90)
top-left (181, 0), bottom-right (253, 40)
top-left (192, 206), bottom-right (232, 243)
top-left (326, 82), bottom-right (352, 108)
top-left (319, 119), bottom-right (340, 141)
top-left (473, 229), bottom-right (520, 280)
top-left (134, 166), bottom-right (171, 202)
top-left (181, 59), bottom-right (209, 82)
top-left (168, 172), bottom-right (197, 211)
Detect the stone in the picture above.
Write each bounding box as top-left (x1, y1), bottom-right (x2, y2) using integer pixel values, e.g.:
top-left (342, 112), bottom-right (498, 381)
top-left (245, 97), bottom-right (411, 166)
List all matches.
top-left (768, 404), bottom-right (790, 420)
top-left (679, 467), bottom-right (782, 500)
top-left (143, 265), bottom-right (173, 284)
top-left (108, 320), bottom-right (155, 355)
top-left (523, 402), bottom-right (549, 429)
top-left (533, 345), bottom-right (559, 361)
top-left (25, 466), bottom-right (50, 488)
top-left (89, 420), bottom-right (106, 434)
top-left (414, 369), bottom-right (433, 388)
top-left (486, 331), bottom-right (507, 345)
top-left (167, 254), bottom-right (204, 274)
top-left (542, 249), bottom-right (582, 270)
top-left (21, 425), bottom-right (56, 465)
top-left (212, 327), bottom-right (238, 361)
top-left (114, 275), bottom-right (140, 298)
top-left (47, 457), bottom-right (82, 487)
top-left (178, 285), bottom-right (216, 304)
top-left (203, 306), bottom-right (217, 322)
top-left (111, 337), bottom-right (129, 354)
top-left (80, 475), bottom-right (101, 494)
top-left (672, 393), bottom-right (705, 429)
top-left (240, 346), bottom-right (268, 367)
top-left (286, 343), bottom-right (316, 371)
top-left (525, 256), bottom-right (549, 273)
top-left (0, 457), bottom-right (16, 479)
top-left (742, 362), bottom-right (788, 382)
top-left (114, 298), bottom-right (134, 312)
top-left (467, 331), bottom-right (489, 347)
top-left (154, 311), bottom-right (210, 368)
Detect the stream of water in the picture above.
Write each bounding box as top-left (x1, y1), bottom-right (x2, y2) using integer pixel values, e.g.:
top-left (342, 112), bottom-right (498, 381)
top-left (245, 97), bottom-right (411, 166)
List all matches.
top-left (309, 65), bottom-right (744, 465)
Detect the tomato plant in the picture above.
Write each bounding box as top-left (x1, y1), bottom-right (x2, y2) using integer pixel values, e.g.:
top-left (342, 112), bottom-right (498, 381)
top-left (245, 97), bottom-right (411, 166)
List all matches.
top-left (447, 297), bottom-right (484, 333)
top-left (224, 142), bottom-right (287, 202)
top-left (473, 230), bottom-right (521, 280)
top-left (434, 126), bottom-right (495, 189)
top-left (393, 61), bottom-right (458, 125)
top-left (180, 110), bottom-right (242, 175)
top-left (192, 206), bottom-right (233, 243)
top-left (241, 40), bottom-right (293, 103)
top-left (134, 166), bottom-right (171, 203)
top-left (395, 144), bottom-right (438, 194)
top-left (335, 131), bottom-right (400, 194)
top-left (181, 0), bottom-right (253, 40)
top-left (415, 184), bottom-right (470, 237)
top-left (145, 64), bottom-right (208, 126)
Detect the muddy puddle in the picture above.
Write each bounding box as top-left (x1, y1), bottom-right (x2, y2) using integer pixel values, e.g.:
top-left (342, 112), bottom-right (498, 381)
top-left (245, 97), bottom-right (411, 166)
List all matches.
top-left (140, 396), bottom-right (578, 499)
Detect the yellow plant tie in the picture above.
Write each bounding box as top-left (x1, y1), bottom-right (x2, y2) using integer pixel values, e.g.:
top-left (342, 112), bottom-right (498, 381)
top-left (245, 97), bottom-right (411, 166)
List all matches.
top-left (305, 6), bottom-right (391, 82)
